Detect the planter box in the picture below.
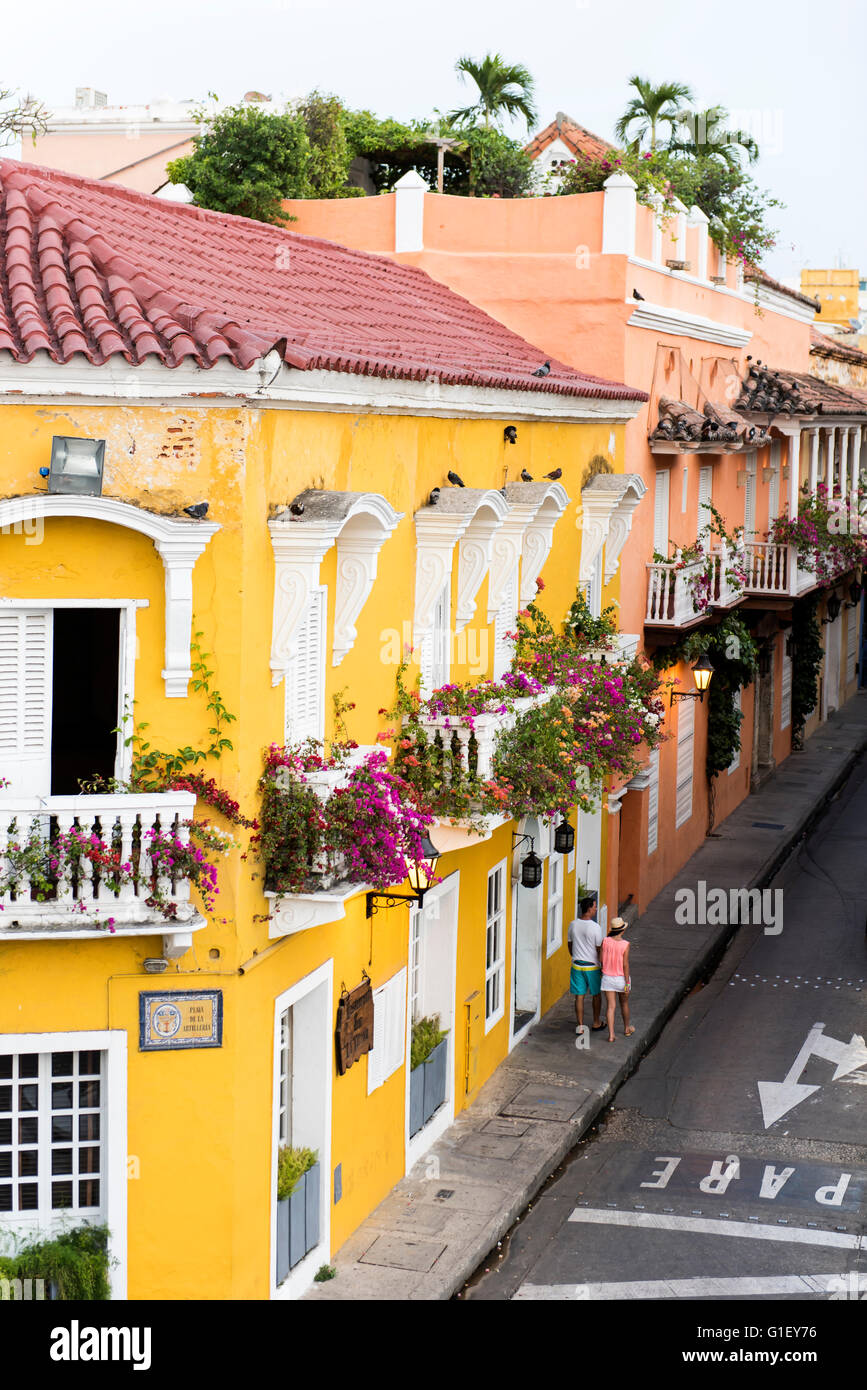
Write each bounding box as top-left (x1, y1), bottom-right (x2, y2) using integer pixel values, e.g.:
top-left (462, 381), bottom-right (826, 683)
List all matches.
top-left (276, 1161), bottom-right (320, 1284)
top-left (409, 1036), bottom-right (448, 1139)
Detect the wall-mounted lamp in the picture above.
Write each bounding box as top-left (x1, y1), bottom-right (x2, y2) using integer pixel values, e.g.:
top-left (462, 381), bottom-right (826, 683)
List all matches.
top-left (823, 593), bottom-right (842, 625)
top-left (48, 436), bottom-right (106, 496)
top-left (365, 831), bottom-right (441, 918)
top-left (670, 654), bottom-right (714, 705)
top-left (553, 819), bottom-right (575, 855)
top-left (512, 831), bottom-right (543, 889)
top-left (846, 577), bottom-right (862, 608)
top-left (504, 426), bottom-right (518, 445)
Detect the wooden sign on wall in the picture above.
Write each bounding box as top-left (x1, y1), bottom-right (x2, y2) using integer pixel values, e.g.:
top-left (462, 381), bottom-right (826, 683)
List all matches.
top-left (335, 979), bottom-right (374, 1075)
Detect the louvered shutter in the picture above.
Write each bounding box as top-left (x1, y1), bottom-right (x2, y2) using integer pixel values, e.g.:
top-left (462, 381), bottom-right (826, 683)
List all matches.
top-left (0, 609), bottom-right (53, 795)
top-left (653, 471), bottom-right (670, 557)
top-left (727, 689), bottom-right (742, 772)
top-left (367, 969), bottom-right (407, 1095)
top-left (698, 466), bottom-right (713, 543)
top-left (646, 748), bottom-right (660, 855)
top-left (846, 605), bottom-right (859, 684)
top-left (780, 649), bottom-right (792, 729)
top-left (675, 697), bottom-right (695, 828)
top-left (768, 442), bottom-right (781, 524)
top-left (421, 582), bottom-right (450, 695)
top-left (744, 454), bottom-right (757, 539)
top-left (493, 567), bottom-right (518, 679)
top-left (285, 588), bottom-right (325, 745)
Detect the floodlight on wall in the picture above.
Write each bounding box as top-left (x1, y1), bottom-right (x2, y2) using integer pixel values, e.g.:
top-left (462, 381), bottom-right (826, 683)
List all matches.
top-left (670, 654), bottom-right (714, 705)
top-left (48, 436), bottom-right (106, 496)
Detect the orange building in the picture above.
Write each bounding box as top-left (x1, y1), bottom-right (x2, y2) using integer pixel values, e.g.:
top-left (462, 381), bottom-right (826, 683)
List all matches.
top-left (283, 170), bottom-right (867, 920)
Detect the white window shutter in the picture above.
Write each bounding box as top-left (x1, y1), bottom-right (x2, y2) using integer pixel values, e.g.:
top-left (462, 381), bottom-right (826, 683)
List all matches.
top-left (768, 442), bottom-right (780, 524)
top-left (493, 568), bottom-right (518, 679)
top-left (646, 748), bottom-right (660, 855)
top-left (421, 582), bottom-right (450, 694)
top-left (846, 608), bottom-right (859, 685)
top-left (285, 588), bottom-right (325, 745)
top-left (727, 688), bottom-right (742, 772)
top-left (675, 698), bottom-right (695, 828)
top-left (698, 465), bottom-right (713, 543)
top-left (367, 970), bottom-right (407, 1095)
top-left (744, 453), bottom-right (757, 539)
top-left (781, 649), bottom-right (792, 730)
top-left (0, 609), bottom-right (53, 795)
top-left (653, 471), bottom-right (670, 556)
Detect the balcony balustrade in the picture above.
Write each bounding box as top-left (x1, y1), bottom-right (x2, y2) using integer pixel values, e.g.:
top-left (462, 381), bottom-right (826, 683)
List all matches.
top-left (0, 792), bottom-right (199, 936)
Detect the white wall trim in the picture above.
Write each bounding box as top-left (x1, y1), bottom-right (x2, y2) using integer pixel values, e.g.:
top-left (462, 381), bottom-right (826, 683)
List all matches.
top-left (404, 871), bottom-right (460, 1176)
top-left (270, 958), bottom-right (333, 1301)
top-left (626, 299), bottom-right (752, 348)
top-left (0, 495), bottom-right (218, 698)
top-left (627, 257), bottom-right (816, 326)
top-left (0, 351), bottom-right (644, 424)
top-left (0, 1028), bottom-right (127, 1300)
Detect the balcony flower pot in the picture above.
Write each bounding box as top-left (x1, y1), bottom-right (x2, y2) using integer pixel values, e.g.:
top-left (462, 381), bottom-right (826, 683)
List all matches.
top-left (276, 1147), bottom-right (320, 1283)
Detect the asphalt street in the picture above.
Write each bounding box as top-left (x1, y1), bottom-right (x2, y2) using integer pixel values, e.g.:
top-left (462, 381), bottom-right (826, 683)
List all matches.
top-left (466, 754), bottom-right (867, 1303)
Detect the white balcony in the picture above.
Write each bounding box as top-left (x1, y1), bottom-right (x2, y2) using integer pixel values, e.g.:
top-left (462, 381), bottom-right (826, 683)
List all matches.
top-left (0, 792), bottom-right (204, 950)
top-left (645, 556), bottom-right (707, 627)
top-left (646, 541), bottom-right (829, 627)
top-left (410, 692), bottom-right (550, 784)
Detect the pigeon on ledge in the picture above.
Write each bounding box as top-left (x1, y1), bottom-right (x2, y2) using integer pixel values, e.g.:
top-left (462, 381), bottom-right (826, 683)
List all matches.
top-left (521, 469), bottom-right (534, 482)
top-left (447, 470), bottom-right (465, 487)
top-left (183, 502), bottom-right (209, 519)
top-left (545, 468), bottom-right (563, 481)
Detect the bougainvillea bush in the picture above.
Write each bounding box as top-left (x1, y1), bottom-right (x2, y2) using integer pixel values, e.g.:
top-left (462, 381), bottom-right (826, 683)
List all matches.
top-left (254, 743), bottom-right (434, 894)
top-left (770, 483), bottom-right (867, 583)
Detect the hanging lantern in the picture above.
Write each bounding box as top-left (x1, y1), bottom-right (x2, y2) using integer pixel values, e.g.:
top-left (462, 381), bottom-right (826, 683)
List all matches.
top-left (520, 851), bottom-right (543, 890)
top-left (553, 819), bottom-right (575, 855)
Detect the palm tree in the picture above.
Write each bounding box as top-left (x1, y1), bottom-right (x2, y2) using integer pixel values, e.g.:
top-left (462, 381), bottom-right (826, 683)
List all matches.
top-left (614, 75), bottom-right (694, 151)
top-left (668, 105), bottom-right (759, 166)
top-left (449, 53), bottom-right (538, 132)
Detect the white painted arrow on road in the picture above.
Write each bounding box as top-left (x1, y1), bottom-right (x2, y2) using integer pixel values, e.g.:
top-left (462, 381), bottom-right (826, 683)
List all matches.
top-left (758, 1022), bottom-right (867, 1128)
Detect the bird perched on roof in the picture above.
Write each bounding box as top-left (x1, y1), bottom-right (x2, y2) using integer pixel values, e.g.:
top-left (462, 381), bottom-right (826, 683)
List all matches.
top-left (632, 289), bottom-right (645, 301)
top-left (428, 487), bottom-right (441, 506)
top-left (520, 468), bottom-right (534, 482)
top-left (183, 502), bottom-right (209, 519)
top-left (532, 361), bottom-right (551, 377)
top-left (447, 470), bottom-right (465, 487)
top-left (290, 502), bottom-right (305, 516)
top-left (545, 468), bottom-right (563, 481)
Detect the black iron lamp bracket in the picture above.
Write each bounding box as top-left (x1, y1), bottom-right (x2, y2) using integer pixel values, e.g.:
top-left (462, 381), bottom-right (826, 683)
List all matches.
top-left (365, 889), bottom-right (425, 919)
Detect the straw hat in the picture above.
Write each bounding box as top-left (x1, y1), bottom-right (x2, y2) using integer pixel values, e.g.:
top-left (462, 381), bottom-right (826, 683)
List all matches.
top-left (609, 917), bottom-right (627, 934)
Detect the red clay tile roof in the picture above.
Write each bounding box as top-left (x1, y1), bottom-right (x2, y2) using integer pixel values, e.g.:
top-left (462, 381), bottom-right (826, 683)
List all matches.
top-left (0, 158), bottom-right (645, 401)
top-left (810, 327), bottom-right (867, 366)
top-left (524, 112), bottom-right (615, 163)
top-left (737, 361), bottom-right (867, 417)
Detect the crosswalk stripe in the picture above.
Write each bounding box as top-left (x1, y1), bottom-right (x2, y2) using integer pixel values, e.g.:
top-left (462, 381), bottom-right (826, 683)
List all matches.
top-left (566, 1207), bottom-right (860, 1248)
top-left (515, 1274), bottom-right (845, 1300)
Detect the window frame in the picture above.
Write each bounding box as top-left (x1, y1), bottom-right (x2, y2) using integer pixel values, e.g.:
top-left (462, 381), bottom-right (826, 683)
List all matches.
top-left (545, 853), bottom-right (564, 958)
top-left (484, 860), bottom-right (507, 1032)
top-left (0, 1029), bottom-right (126, 1299)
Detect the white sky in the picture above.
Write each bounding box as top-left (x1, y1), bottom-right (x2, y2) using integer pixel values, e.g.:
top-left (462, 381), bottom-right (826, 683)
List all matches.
top-left (2, 0), bottom-right (863, 284)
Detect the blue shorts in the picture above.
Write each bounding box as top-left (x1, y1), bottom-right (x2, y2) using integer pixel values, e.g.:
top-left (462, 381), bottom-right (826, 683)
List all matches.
top-left (570, 961), bottom-right (602, 996)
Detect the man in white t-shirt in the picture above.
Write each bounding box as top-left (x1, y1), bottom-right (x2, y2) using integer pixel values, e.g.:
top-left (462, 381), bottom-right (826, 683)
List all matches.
top-left (567, 895), bottom-right (605, 1033)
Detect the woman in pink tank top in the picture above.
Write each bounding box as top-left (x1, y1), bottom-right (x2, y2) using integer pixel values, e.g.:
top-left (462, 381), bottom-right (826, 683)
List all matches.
top-left (600, 917), bottom-right (634, 1042)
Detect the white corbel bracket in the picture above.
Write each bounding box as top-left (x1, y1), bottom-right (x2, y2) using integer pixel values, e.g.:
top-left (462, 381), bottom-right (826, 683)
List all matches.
top-left (515, 481), bottom-right (570, 604)
top-left (603, 477), bottom-right (647, 584)
top-left (413, 488), bottom-right (501, 647)
top-left (0, 494), bottom-right (219, 698)
top-left (269, 491), bottom-right (402, 683)
top-left (580, 473), bottom-right (646, 586)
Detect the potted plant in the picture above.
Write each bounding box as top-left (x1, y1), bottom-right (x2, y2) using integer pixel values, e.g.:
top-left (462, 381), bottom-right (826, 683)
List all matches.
top-left (275, 1145), bottom-right (320, 1282)
top-left (409, 1016), bottom-right (449, 1138)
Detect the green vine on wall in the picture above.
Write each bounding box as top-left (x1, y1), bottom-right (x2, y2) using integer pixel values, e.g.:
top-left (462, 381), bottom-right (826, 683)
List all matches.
top-left (653, 614), bottom-right (759, 788)
top-left (790, 598), bottom-right (824, 750)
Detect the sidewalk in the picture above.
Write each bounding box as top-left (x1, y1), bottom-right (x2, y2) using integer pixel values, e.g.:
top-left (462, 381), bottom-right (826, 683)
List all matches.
top-left (307, 691), bottom-right (867, 1301)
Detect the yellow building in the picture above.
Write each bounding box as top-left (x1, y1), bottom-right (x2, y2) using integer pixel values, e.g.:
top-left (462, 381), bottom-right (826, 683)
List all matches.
top-left (801, 267), bottom-right (860, 328)
top-left (0, 160), bottom-right (648, 1299)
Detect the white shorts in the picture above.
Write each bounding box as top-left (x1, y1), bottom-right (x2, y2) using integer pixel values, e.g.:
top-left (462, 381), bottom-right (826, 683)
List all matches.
top-left (601, 974), bottom-right (627, 993)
